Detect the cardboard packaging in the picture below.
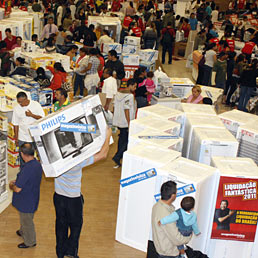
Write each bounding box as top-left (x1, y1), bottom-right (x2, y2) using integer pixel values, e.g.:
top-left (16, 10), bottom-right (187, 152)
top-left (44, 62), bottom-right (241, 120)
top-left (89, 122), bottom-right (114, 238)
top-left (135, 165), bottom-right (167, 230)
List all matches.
top-left (42, 105), bottom-right (53, 116)
top-left (208, 157), bottom-right (258, 258)
top-left (139, 49), bottom-right (158, 63)
top-left (122, 54), bottom-right (140, 66)
top-left (0, 141), bottom-right (8, 203)
top-left (122, 44), bottom-right (140, 55)
top-left (129, 116), bottom-right (181, 137)
top-left (38, 88), bottom-right (53, 106)
top-left (116, 144), bottom-right (181, 252)
top-left (189, 127), bottom-right (239, 165)
top-left (124, 36), bottom-right (141, 46)
top-left (29, 95), bottom-right (109, 177)
top-left (7, 150), bottom-right (19, 168)
top-left (8, 123), bottom-right (15, 139)
top-left (0, 112), bottom-right (7, 131)
top-left (7, 137), bottom-right (19, 153)
top-left (179, 103), bottom-right (217, 116)
top-left (139, 61), bottom-right (155, 72)
top-left (128, 128), bottom-right (183, 152)
top-left (102, 42), bottom-right (122, 54)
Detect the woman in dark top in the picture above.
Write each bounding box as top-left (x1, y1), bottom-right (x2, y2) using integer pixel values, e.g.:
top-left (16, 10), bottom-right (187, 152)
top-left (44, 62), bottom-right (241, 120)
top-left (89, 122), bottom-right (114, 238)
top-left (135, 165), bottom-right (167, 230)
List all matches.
top-left (10, 57), bottom-right (27, 77)
top-left (34, 67), bottom-right (51, 88)
top-left (134, 67), bottom-right (148, 108)
top-left (83, 24), bottom-right (97, 48)
top-left (143, 22), bottom-right (158, 49)
top-left (238, 59), bottom-right (258, 111)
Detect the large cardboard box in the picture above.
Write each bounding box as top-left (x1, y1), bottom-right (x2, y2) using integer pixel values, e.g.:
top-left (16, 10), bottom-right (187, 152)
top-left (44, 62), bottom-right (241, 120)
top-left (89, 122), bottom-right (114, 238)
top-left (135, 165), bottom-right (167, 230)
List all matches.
top-left (139, 49), bottom-right (158, 63)
top-left (29, 95), bottom-right (108, 177)
top-left (0, 112), bottom-right (7, 131)
top-left (124, 36), bottom-right (141, 46)
top-left (122, 54), bottom-right (140, 66)
top-left (0, 140), bottom-right (8, 203)
top-left (102, 42), bottom-right (122, 54)
top-left (122, 44), bottom-right (140, 54)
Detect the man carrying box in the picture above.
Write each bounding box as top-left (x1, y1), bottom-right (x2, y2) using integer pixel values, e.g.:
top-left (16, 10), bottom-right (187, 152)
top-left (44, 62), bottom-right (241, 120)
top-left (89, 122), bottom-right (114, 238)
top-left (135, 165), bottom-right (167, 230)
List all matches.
top-left (52, 101), bottom-right (112, 258)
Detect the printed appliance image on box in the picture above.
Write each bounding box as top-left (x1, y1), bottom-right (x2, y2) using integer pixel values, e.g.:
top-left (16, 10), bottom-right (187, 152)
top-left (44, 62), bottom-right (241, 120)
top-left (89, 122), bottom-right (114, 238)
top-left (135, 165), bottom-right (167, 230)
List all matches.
top-left (29, 95), bottom-right (107, 177)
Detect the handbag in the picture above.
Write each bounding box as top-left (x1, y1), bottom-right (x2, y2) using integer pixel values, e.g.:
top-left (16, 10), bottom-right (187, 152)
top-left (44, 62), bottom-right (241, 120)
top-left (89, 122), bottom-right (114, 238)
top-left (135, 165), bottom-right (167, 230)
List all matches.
top-left (61, 76), bottom-right (72, 92)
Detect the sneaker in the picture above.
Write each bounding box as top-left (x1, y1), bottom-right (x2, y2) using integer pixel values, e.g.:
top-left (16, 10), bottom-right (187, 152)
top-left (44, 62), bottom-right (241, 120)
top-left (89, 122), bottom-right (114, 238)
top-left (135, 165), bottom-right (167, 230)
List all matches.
top-left (78, 95), bottom-right (84, 99)
top-left (113, 164), bottom-right (121, 169)
top-left (73, 95), bottom-right (80, 99)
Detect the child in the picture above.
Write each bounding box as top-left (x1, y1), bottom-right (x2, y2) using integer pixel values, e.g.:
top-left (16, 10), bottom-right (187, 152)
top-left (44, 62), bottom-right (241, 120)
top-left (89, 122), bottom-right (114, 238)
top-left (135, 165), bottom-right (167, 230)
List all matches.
top-left (158, 196), bottom-right (200, 258)
top-left (213, 51), bottom-right (228, 89)
top-left (143, 71), bottom-right (156, 104)
top-left (112, 79), bottom-right (137, 168)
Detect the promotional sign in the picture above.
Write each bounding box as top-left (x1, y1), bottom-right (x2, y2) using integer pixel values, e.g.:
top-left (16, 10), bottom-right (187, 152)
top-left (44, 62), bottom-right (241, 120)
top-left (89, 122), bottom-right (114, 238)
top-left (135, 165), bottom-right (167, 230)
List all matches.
top-left (120, 168), bottom-right (157, 188)
top-left (211, 176), bottom-right (258, 242)
top-left (60, 122), bottom-right (96, 134)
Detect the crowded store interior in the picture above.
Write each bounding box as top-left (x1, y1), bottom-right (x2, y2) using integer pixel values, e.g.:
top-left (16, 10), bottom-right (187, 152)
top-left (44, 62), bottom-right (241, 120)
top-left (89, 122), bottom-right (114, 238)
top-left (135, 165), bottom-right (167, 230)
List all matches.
top-left (0, 0), bottom-right (258, 258)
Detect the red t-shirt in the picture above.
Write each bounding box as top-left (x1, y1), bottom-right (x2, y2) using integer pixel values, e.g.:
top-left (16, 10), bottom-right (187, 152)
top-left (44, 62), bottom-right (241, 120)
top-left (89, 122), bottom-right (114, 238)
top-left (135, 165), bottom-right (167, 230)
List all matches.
top-left (210, 38), bottom-right (220, 46)
top-left (242, 42), bottom-right (256, 55)
top-left (161, 27), bottom-right (175, 37)
top-left (111, 0), bottom-right (120, 12)
top-left (4, 36), bottom-right (17, 50)
top-left (226, 39), bottom-right (235, 52)
top-left (132, 27), bottom-right (142, 37)
top-left (123, 16), bottom-right (133, 28)
top-left (238, 0), bottom-right (246, 9)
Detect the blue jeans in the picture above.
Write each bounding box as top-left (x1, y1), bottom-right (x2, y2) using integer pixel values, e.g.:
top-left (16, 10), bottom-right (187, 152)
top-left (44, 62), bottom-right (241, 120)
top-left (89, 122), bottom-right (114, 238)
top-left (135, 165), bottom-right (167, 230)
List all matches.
top-left (238, 86), bottom-right (253, 112)
top-left (158, 255), bottom-right (180, 258)
top-left (177, 229), bottom-right (192, 250)
top-left (73, 73), bottom-right (85, 96)
top-left (216, 81), bottom-right (225, 89)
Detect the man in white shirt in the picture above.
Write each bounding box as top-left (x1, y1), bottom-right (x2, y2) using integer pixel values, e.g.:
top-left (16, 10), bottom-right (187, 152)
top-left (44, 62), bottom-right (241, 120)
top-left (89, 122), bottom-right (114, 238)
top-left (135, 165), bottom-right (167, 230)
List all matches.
top-left (102, 68), bottom-right (117, 111)
top-left (70, 0), bottom-right (76, 20)
top-left (211, 6), bottom-right (219, 24)
top-left (57, 4), bottom-right (64, 27)
top-left (12, 92), bottom-right (45, 166)
top-left (40, 17), bottom-right (58, 42)
top-left (97, 30), bottom-right (114, 49)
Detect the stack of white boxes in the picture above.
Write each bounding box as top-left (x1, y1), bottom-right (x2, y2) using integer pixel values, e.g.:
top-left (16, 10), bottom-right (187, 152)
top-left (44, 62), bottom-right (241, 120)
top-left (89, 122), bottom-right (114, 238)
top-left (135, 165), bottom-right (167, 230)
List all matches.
top-left (121, 36), bottom-right (141, 87)
top-left (139, 49), bottom-right (158, 72)
top-left (101, 42), bottom-right (122, 61)
top-left (0, 139), bottom-right (7, 204)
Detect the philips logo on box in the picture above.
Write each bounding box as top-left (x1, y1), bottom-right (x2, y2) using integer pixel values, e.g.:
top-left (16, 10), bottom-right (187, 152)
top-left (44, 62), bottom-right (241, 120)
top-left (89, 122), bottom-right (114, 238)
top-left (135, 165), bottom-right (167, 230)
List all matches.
top-left (41, 114), bottom-right (66, 131)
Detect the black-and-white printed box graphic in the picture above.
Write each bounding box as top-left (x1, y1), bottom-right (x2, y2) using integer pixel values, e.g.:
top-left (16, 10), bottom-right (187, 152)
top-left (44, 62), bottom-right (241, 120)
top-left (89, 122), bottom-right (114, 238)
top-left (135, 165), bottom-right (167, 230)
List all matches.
top-left (29, 95), bottom-right (108, 178)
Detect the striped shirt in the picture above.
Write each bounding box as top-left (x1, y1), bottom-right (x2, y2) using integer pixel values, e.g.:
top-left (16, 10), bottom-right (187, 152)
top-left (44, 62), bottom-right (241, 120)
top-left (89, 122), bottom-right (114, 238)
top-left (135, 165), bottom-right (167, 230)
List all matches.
top-left (54, 156), bottom-right (94, 198)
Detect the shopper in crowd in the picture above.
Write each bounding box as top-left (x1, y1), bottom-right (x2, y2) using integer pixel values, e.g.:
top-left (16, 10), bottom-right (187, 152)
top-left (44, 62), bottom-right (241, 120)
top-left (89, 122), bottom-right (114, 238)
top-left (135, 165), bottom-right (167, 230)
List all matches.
top-left (152, 181), bottom-right (192, 258)
top-left (53, 88), bottom-right (70, 112)
top-left (161, 21), bottom-right (175, 64)
top-left (222, 16), bottom-right (233, 34)
top-left (34, 67), bottom-right (51, 88)
top-left (32, 0), bottom-right (42, 12)
top-left (102, 67), bottom-right (118, 111)
top-left (96, 48), bottom-right (105, 80)
top-left (12, 92), bottom-right (44, 166)
top-left (218, 40), bottom-right (230, 53)
top-left (112, 79), bottom-right (137, 168)
top-left (105, 50), bottom-right (125, 87)
top-left (158, 196), bottom-right (200, 258)
top-left (73, 47), bottom-right (88, 98)
top-left (40, 17), bottom-right (58, 42)
top-left (66, 45), bottom-right (78, 61)
top-left (10, 143), bottom-right (42, 249)
top-left (189, 13), bottom-right (198, 31)
top-left (205, 2), bottom-right (212, 16)
top-left (46, 62), bottom-right (67, 99)
top-left (225, 54), bottom-right (245, 106)
top-left (143, 71), bottom-right (156, 104)
top-left (162, 8), bottom-right (175, 29)
top-left (125, 2), bottom-right (136, 17)
top-left (208, 24), bottom-right (219, 38)
top-left (134, 67), bottom-right (148, 108)
top-left (242, 39), bottom-right (258, 63)
top-left (143, 21), bottom-right (158, 49)
top-left (180, 18), bottom-right (191, 39)
top-left (83, 48), bottom-right (101, 95)
top-left (193, 29), bottom-right (206, 50)
top-left (238, 59), bottom-right (258, 112)
top-left (44, 37), bottom-right (57, 53)
top-left (202, 42), bottom-right (217, 86)
top-left (11, 36), bottom-right (22, 50)
top-left (213, 51), bottom-right (228, 89)
top-left (4, 28), bottom-right (17, 50)
top-left (97, 29), bottom-right (114, 49)
top-left (10, 57), bottom-right (27, 77)
top-left (31, 34), bottom-right (40, 47)
top-left (63, 12), bottom-right (73, 31)
top-left (183, 85), bottom-right (203, 104)
top-left (53, 126), bottom-right (112, 258)
top-left (83, 24), bottom-right (97, 48)
top-left (211, 6), bottom-right (219, 24)
top-left (111, 0), bottom-right (121, 12)
top-left (196, 3), bottom-right (206, 23)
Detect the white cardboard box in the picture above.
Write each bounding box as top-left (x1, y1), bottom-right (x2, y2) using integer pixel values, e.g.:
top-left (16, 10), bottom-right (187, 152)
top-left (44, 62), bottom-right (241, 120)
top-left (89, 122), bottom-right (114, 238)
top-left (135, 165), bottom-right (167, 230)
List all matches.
top-left (29, 95), bottom-right (108, 177)
top-left (124, 36), bottom-right (141, 46)
top-left (0, 140), bottom-right (8, 204)
top-left (102, 42), bottom-right (122, 54)
top-left (139, 49), bottom-right (159, 63)
top-left (122, 44), bottom-right (140, 55)
top-left (122, 54), bottom-right (140, 66)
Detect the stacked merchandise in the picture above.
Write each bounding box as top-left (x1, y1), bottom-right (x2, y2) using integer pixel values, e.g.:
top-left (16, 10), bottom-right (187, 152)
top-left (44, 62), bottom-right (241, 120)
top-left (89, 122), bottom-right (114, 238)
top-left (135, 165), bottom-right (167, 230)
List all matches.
top-left (7, 123), bottom-right (19, 168)
top-left (0, 137), bottom-right (7, 204)
top-left (236, 121), bottom-right (258, 164)
top-left (121, 36), bottom-right (140, 87)
top-left (101, 42), bottom-right (122, 61)
top-left (0, 19), bottom-right (19, 39)
top-left (139, 49), bottom-right (158, 72)
top-left (170, 78), bottom-right (195, 99)
top-left (189, 127), bottom-right (239, 165)
top-left (128, 128), bottom-right (183, 152)
top-left (179, 103), bottom-right (217, 116)
top-left (182, 114), bottom-right (226, 158)
top-left (129, 116), bottom-right (181, 137)
top-left (116, 144), bottom-right (181, 251)
top-left (137, 104), bottom-right (185, 136)
top-left (219, 110), bottom-right (256, 137)
top-left (208, 156), bottom-right (258, 258)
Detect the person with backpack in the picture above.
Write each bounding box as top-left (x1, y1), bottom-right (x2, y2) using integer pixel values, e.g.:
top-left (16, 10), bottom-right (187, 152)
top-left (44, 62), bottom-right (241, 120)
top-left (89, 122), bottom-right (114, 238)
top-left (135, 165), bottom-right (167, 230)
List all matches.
top-left (0, 40), bottom-right (11, 76)
top-left (161, 22), bottom-right (175, 64)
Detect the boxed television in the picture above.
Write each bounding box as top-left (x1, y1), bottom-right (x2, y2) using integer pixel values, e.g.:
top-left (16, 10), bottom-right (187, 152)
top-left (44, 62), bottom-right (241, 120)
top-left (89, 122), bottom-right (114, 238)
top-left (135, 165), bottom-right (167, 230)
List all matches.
top-left (29, 95), bottom-right (109, 177)
top-left (122, 44), bottom-right (140, 55)
top-left (139, 49), bottom-right (158, 63)
top-left (122, 54), bottom-right (140, 66)
top-left (102, 42), bottom-right (122, 54)
top-left (0, 140), bottom-right (7, 203)
top-left (124, 36), bottom-right (141, 46)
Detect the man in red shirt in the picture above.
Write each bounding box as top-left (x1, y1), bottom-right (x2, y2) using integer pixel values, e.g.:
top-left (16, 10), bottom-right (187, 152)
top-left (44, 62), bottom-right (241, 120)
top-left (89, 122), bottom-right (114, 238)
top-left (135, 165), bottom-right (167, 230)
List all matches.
top-left (4, 28), bottom-right (17, 50)
top-left (210, 37), bottom-right (219, 47)
top-left (123, 16), bottom-right (133, 29)
top-left (242, 40), bottom-right (257, 62)
top-left (161, 22), bottom-right (175, 64)
top-left (130, 22), bottom-right (142, 37)
top-left (111, 0), bottom-right (121, 12)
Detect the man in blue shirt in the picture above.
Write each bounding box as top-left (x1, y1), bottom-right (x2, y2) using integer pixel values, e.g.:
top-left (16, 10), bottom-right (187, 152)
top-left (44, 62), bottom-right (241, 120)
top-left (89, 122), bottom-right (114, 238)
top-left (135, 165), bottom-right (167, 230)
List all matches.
top-left (10, 143), bottom-right (42, 249)
top-left (189, 13), bottom-right (198, 31)
top-left (205, 2), bottom-right (212, 16)
top-left (54, 128), bottom-right (112, 258)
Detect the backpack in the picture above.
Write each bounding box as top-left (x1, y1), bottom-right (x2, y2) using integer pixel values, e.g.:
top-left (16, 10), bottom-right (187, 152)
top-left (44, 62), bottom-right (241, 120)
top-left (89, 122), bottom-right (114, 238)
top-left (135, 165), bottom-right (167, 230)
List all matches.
top-left (162, 28), bottom-right (174, 45)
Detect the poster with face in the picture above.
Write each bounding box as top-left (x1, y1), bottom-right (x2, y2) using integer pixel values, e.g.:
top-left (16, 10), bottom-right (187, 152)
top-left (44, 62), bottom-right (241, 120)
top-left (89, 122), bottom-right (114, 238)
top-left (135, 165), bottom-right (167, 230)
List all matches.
top-left (211, 176), bottom-right (258, 242)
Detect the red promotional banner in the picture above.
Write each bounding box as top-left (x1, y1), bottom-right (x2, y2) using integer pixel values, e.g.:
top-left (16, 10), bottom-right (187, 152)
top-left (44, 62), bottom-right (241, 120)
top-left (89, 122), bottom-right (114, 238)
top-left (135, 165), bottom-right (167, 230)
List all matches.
top-left (211, 176), bottom-right (258, 242)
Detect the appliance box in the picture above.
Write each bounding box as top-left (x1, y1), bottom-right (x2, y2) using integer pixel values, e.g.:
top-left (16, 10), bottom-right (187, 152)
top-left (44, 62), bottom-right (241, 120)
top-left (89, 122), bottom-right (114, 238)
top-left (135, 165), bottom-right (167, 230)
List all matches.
top-left (139, 49), bottom-right (159, 63)
top-left (122, 44), bottom-right (140, 55)
top-left (102, 42), bottom-right (122, 54)
top-left (122, 54), bottom-right (140, 66)
top-left (29, 95), bottom-right (109, 177)
top-left (124, 36), bottom-right (141, 46)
